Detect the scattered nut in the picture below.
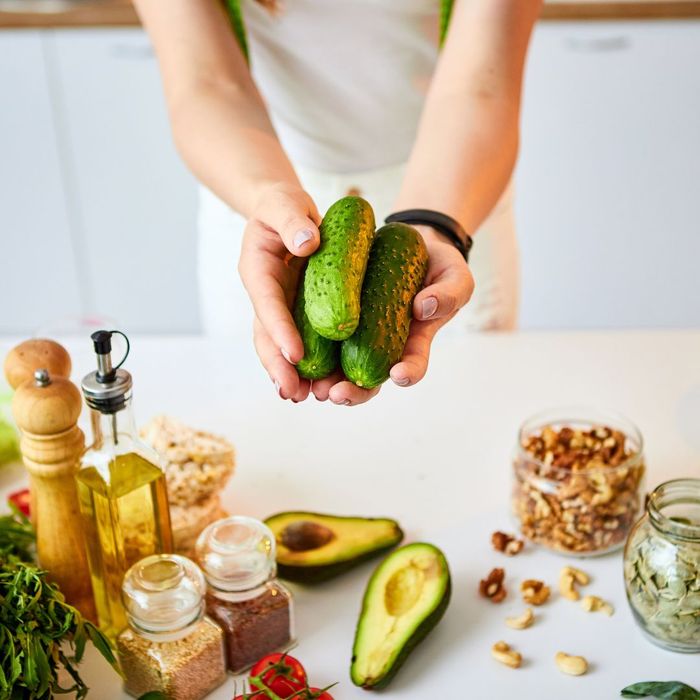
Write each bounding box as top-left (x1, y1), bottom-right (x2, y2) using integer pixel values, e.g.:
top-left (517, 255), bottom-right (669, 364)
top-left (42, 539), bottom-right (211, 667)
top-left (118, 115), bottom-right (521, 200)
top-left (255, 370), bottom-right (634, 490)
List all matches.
top-left (513, 422), bottom-right (645, 555)
top-left (491, 531), bottom-right (525, 556)
top-left (521, 579), bottom-right (551, 605)
top-left (479, 568), bottom-right (507, 603)
top-left (581, 595), bottom-right (614, 616)
top-left (491, 641), bottom-right (522, 668)
top-left (559, 566), bottom-right (590, 601)
top-left (505, 607), bottom-right (534, 630)
top-left (555, 651), bottom-right (588, 676)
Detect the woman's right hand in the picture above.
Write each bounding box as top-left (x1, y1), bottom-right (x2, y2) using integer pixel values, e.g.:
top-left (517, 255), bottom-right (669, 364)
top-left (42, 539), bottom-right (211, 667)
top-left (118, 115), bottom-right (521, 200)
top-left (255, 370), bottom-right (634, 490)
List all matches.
top-left (238, 182), bottom-right (323, 402)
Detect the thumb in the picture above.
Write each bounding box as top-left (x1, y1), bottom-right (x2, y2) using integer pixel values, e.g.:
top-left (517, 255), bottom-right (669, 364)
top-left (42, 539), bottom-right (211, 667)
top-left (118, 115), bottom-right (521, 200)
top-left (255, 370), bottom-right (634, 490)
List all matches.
top-left (261, 192), bottom-right (321, 257)
top-left (413, 265), bottom-right (475, 321)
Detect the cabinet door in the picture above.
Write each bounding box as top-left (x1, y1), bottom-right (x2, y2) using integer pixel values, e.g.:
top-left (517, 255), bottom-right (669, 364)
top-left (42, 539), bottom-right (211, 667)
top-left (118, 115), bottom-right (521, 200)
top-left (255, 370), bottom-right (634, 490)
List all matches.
top-left (516, 21), bottom-right (700, 329)
top-left (0, 30), bottom-right (82, 335)
top-left (49, 29), bottom-right (199, 333)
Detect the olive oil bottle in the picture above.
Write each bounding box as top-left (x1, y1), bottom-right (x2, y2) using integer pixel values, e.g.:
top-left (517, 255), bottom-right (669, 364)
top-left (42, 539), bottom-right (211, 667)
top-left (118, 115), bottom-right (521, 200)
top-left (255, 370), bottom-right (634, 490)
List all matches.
top-left (77, 331), bottom-right (172, 639)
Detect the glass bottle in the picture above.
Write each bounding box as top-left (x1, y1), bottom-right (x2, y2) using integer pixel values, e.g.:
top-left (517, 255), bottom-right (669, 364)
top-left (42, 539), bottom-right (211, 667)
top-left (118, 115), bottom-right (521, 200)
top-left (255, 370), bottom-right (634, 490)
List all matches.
top-left (117, 554), bottom-right (227, 700)
top-left (76, 330), bottom-right (173, 639)
top-left (196, 516), bottom-right (294, 673)
top-left (624, 478), bottom-right (700, 652)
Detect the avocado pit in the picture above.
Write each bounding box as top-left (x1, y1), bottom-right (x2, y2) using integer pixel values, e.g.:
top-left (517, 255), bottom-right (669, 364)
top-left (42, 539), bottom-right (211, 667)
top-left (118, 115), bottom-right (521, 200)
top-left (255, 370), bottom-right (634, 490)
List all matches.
top-left (279, 520), bottom-right (335, 552)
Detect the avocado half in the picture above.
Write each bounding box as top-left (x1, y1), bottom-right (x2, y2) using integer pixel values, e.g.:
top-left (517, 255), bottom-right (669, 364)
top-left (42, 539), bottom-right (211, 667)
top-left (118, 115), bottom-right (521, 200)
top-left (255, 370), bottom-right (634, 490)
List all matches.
top-left (265, 511), bottom-right (403, 584)
top-left (350, 542), bottom-right (451, 690)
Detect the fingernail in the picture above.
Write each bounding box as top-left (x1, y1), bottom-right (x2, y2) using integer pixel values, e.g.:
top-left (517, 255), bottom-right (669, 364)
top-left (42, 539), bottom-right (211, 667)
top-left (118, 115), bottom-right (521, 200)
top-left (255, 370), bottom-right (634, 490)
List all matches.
top-left (421, 296), bottom-right (438, 319)
top-left (273, 379), bottom-right (284, 399)
top-left (393, 376), bottom-right (411, 387)
top-left (293, 228), bottom-right (314, 250)
top-left (331, 397), bottom-right (351, 406)
top-left (281, 347), bottom-right (295, 364)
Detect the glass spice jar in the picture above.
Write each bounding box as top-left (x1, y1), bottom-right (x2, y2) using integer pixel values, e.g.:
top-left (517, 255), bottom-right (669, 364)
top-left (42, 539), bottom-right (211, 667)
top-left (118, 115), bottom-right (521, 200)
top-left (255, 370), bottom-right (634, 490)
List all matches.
top-left (624, 478), bottom-right (700, 653)
top-left (512, 407), bottom-right (646, 557)
top-left (196, 516), bottom-right (295, 674)
top-left (117, 554), bottom-right (227, 700)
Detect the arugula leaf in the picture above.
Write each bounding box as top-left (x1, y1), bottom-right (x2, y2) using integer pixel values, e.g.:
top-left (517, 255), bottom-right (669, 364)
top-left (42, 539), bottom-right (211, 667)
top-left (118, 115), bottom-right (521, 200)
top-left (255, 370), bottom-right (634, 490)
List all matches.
top-left (621, 681), bottom-right (700, 699)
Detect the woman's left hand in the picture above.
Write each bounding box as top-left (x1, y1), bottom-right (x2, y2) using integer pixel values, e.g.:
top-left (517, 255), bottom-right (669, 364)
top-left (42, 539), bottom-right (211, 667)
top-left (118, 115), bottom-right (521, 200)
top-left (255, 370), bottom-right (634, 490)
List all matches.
top-left (312, 227), bottom-right (474, 405)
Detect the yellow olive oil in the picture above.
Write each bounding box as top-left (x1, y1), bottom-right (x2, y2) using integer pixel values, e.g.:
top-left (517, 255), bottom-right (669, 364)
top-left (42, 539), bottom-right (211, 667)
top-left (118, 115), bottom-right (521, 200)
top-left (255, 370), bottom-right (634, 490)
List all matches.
top-left (76, 452), bottom-right (172, 640)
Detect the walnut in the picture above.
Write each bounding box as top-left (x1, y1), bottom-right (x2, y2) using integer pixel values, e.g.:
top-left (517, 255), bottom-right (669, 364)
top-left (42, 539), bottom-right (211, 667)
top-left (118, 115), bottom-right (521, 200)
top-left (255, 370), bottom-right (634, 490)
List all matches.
top-left (521, 579), bottom-right (551, 605)
top-left (491, 531), bottom-right (525, 556)
top-left (479, 568), bottom-right (507, 603)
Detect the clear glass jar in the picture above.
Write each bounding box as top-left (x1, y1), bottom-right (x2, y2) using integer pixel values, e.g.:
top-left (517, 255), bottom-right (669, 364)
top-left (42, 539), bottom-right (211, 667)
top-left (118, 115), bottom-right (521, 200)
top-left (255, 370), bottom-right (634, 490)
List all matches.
top-left (512, 407), bottom-right (646, 556)
top-left (196, 516), bottom-right (295, 674)
top-left (117, 554), bottom-right (227, 700)
top-left (624, 478), bottom-right (700, 653)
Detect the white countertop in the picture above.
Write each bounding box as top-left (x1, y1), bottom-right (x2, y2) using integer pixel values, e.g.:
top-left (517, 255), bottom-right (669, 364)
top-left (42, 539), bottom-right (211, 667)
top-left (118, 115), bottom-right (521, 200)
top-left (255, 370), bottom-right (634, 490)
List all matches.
top-left (1, 330), bottom-right (699, 698)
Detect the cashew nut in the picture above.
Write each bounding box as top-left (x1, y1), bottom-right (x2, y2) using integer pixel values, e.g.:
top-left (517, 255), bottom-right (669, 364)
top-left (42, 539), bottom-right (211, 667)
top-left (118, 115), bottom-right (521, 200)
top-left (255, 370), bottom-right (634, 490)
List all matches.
top-left (559, 566), bottom-right (590, 601)
top-left (581, 595), bottom-right (614, 616)
top-left (505, 607), bottom-right (535, 630)
top-left (555, 651), bottom-right (588, 676)
top-left (491, 641), bottom-right (522, 668)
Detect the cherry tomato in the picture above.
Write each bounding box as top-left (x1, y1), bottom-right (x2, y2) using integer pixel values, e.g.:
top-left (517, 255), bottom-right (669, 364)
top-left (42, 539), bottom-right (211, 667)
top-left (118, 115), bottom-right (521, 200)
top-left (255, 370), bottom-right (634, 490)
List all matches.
top-left (305, 689), bottom-right (334, 700)
top-left (249, 653), bottom-right (307, 697)
top-left (8, 488), bottom-right (30, 517)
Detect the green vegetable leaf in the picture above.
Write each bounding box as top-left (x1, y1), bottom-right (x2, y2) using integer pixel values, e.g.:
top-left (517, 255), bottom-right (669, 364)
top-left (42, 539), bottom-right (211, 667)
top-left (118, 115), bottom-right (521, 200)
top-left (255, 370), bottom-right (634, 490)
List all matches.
top-left (621, 681), bottom-right (700, 699)
top-left (138, 693), bottom-right (170, 700)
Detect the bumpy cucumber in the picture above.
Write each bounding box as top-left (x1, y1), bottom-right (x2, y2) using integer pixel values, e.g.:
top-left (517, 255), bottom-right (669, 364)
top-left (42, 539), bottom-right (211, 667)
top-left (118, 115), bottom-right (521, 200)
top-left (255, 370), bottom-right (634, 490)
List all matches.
top-left (294, 268), bottom-right (339, 380)
top-left (304, 196), bottom-right (375, 341)
top-left (341, 223), bottom-right (428, 389)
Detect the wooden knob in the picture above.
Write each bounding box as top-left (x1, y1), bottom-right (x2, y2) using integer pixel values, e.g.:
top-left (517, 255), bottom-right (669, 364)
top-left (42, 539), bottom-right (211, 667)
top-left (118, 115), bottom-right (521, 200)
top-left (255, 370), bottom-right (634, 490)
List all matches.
top-left (12, 371), bottom-right (82, 436)
top-left (4, 339), bottom-right (72, 390)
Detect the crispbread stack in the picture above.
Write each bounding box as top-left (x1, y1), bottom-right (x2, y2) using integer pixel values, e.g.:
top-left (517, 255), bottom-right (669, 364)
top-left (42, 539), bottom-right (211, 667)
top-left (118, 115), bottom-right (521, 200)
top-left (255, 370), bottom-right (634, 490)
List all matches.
top-left (141, 415), bottom-right (235, 556)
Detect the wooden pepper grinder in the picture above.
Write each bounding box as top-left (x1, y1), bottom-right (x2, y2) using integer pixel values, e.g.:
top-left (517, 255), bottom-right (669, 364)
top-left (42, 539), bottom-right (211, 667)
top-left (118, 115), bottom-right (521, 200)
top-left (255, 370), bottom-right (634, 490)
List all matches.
top-left (4, 339), bottom-right (96, 621)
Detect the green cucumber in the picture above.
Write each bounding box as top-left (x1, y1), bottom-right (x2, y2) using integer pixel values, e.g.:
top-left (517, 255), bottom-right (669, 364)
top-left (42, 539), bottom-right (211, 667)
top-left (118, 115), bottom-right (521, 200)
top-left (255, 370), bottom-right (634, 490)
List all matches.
top-left (294, 268), bottom-right (338, 380)
top-left (304, 196), bottom-right (375, 341)
top-left (341, 223), bottom-right (428, 388)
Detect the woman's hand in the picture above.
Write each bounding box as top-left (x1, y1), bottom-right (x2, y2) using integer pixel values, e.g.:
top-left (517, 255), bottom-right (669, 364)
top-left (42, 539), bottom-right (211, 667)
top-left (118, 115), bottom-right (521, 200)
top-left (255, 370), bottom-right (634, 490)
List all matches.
top-left (310, 227), bottom-right (474, 405)
top-left (238, 183), bottom-right (322, 402)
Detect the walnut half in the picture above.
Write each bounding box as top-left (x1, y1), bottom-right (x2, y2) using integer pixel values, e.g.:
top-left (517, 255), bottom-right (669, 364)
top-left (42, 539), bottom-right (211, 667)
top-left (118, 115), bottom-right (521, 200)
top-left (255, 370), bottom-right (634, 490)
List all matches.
top-left (480, 568), bottom-right (507, 603)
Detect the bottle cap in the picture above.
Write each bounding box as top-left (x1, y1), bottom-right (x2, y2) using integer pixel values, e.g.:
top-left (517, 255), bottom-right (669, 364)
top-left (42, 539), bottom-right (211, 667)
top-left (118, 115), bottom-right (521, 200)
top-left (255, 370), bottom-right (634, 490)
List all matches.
top-left (81, 330), bottom-right (132, 413)
top-left (122, 554), bottom-right (206, 634)
top-left (196, 516), bottom-right (276, 592)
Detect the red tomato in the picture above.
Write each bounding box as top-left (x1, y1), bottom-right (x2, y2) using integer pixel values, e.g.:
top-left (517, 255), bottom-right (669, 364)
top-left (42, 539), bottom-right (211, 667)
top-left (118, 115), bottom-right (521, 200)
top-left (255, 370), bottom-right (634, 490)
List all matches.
top-left (305, 689), bottom-right (334, 700)
top-left (249, 653), bottom-right (307, 698)
top-left (8, 488), bottom-right (30, 517)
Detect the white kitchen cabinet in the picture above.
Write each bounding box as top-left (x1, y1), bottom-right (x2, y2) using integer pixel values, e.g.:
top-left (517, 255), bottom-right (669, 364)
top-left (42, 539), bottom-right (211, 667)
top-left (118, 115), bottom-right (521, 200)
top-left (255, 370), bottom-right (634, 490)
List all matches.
top-left (48, 29), bottom-right (199, 333)
top-left (0, 30), bottom-right (83, 334)
top-left (516, 20), bottom-right (700, 329)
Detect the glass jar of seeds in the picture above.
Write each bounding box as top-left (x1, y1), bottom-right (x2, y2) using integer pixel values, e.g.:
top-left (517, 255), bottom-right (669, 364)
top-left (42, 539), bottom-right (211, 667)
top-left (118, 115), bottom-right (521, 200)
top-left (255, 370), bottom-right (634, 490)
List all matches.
top-left (117, 554), bottom-right (227, 700)
top-left (196, 516), bottom-right (295, 674)
top-left (512, 407), bottom-right (646, 556)
top-left (624, 478), bottom-right (700, 652)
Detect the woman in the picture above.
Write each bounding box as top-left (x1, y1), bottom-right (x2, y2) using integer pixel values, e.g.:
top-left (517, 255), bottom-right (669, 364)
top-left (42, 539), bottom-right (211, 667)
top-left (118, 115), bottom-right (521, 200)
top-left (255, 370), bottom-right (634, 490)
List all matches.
top-left (134, 0), bottom-right (541, 405)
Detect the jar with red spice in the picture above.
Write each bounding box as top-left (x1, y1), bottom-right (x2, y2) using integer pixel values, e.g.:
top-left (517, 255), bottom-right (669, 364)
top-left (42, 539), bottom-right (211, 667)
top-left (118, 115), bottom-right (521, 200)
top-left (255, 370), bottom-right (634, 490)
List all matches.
top-left (196, 516), bottom-right (295, 674)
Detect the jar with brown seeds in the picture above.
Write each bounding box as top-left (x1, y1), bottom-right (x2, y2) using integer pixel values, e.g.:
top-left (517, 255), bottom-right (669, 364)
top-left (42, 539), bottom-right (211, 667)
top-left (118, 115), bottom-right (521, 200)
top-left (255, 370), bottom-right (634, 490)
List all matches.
top-left (117, 554), bottom-right (227, 700)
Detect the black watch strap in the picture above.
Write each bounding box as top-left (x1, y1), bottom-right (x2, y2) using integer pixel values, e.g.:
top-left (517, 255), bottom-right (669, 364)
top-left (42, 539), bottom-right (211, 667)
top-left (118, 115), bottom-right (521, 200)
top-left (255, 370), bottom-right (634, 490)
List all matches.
top-left (385, 209), bottom-right (473, 263)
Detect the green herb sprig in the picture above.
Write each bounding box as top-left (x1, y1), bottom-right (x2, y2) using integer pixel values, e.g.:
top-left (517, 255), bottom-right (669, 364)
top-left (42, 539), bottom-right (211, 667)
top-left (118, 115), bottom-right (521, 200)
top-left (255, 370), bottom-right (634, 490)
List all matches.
top-left (622, 681), bottom-right (700, 699)
top-left (0, 504), bottom-right (35, 563)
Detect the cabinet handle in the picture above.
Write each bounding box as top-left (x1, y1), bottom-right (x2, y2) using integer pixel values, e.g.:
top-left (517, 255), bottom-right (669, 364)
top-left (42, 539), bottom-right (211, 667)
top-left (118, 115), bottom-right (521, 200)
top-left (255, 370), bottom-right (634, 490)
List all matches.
top-left (564, 36), bottom-right (630, 52)
top-left (109, 44), bottom-right (154, 59)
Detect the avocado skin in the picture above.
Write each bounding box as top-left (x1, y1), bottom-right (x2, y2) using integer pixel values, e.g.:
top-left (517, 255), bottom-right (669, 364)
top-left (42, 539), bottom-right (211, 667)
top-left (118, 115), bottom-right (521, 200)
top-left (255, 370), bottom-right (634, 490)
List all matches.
top-left (265, 511), bottom-right (404, 585)
top-left (294, 268), bottom-right (339, 380)
top-left (341, 223), bottom-right (428, 389)
top-left (304, 196), bottom-right (376, 341)
top-left (350, 543), bottom-right (451, 690)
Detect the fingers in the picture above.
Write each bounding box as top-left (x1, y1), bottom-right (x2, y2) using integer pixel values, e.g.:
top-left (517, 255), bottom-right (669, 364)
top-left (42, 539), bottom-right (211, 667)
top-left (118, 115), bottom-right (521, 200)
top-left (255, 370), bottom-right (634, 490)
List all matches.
top-left (310, 370), bottom-right (344, 402)
top-left (327, 380), bottom-right (381, 407)
top-left (256, 187), bottom-right (321, 257)
top-left (239, 221), bottom-right (305, 363)
top-left (389, 316), bottom-right (447, 388)
top-left (253, 318), bottom-right (311, 401)
top-left (413, 250), bottom-right (475, 322)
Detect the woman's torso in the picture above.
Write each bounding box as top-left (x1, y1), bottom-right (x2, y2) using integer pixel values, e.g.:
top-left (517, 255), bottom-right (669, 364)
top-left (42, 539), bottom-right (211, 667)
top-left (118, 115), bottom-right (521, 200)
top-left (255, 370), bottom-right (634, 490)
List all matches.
top-left (244, 0), bottom-right (441, 173)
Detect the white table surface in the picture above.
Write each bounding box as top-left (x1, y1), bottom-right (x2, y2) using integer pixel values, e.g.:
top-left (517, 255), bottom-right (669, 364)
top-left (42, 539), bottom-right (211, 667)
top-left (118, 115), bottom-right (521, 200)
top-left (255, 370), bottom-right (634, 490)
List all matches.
top-left (1, 330), bottom-right (700, 699)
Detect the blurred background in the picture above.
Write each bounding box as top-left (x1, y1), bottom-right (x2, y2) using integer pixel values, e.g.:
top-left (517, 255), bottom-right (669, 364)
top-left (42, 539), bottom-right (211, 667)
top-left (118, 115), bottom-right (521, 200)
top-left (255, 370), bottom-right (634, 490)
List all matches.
top-left (1, 0), bottom-right (699, 336)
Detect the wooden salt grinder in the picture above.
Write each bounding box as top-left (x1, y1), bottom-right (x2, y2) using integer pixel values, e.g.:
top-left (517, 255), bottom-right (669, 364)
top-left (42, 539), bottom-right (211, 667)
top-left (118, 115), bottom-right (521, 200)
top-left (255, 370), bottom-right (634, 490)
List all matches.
top-left (6, 345), bottom-right (96, 621)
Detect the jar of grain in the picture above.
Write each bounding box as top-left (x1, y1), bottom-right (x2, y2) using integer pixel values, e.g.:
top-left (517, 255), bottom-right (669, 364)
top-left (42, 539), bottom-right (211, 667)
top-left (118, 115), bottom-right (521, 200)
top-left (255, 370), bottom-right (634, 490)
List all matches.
top-left (196, 516), bottom-right (295, 674)
top-left (117, 554), bottom-right (227, 700)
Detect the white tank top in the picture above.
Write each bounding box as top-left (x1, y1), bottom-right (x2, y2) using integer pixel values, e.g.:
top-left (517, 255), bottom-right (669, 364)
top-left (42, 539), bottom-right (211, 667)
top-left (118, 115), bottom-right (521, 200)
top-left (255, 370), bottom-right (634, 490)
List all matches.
top-left (244, 0), bottom-right (440, 174)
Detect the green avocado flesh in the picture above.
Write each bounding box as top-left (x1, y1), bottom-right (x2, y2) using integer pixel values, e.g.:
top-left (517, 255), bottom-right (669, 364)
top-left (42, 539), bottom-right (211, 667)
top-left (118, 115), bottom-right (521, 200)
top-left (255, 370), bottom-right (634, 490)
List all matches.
top-left (351, 542), bottom-right (451, 690)
top-left (304, 196), bottom-right (376, 341)
top-left (265, 512), bottom-right (403, 584)
top-left (294, 267), bottom-right (339, 380)
top-left (341, 223), bottom-right (429, 389)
